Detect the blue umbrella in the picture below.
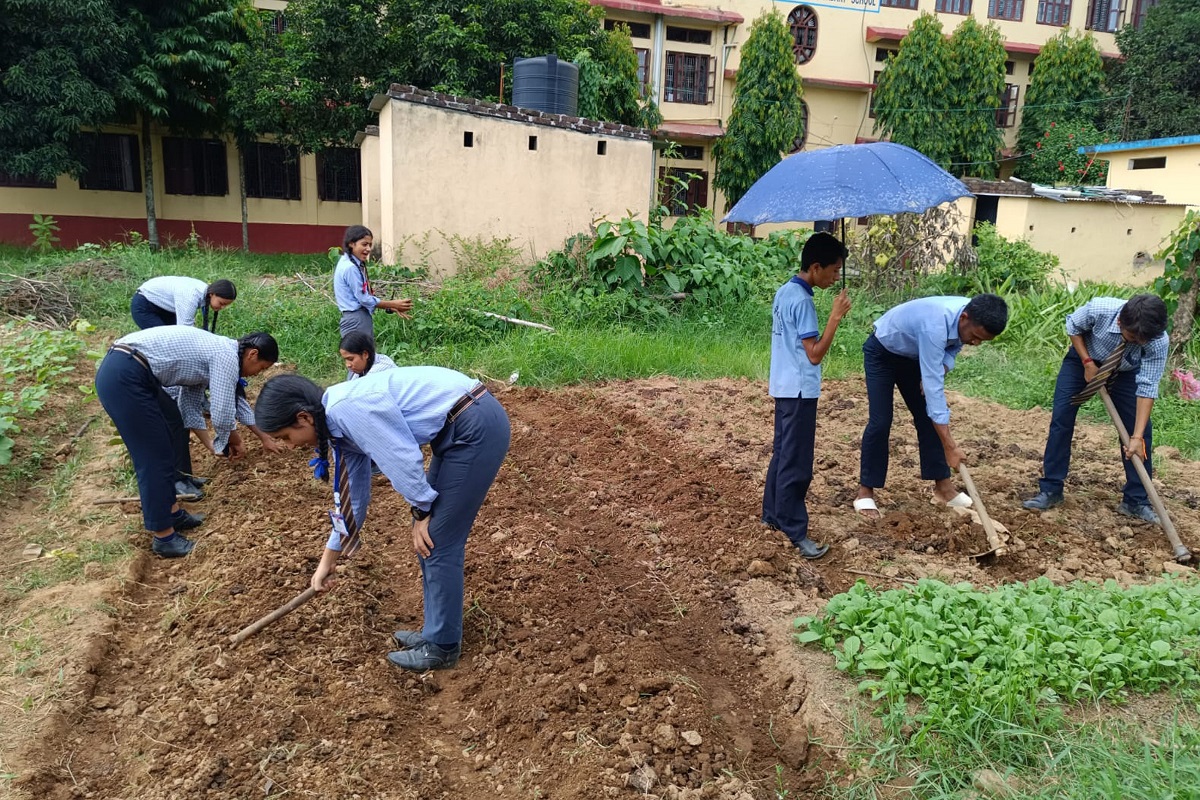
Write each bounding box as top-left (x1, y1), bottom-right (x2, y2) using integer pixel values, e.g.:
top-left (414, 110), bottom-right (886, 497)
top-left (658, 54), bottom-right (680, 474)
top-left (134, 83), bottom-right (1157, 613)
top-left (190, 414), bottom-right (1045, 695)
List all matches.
top-left (722, 142), bottom-right (972, 225)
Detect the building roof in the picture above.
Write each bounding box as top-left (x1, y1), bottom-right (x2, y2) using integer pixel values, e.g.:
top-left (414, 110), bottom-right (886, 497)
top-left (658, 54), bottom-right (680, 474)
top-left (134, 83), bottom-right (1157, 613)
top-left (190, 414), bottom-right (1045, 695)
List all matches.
top-left (590, 0), bottom-right (743, 24)
top-left (961, 177), bottom-right (1174, 205)
top-left (1081, 135), bottom-right (1200, 155)
top-left (655, 121), bottom-right (724, 140)
top-left (865, 25), bottom-right (1119, 59)
top-left (374, 85), bottom-right (652, 141)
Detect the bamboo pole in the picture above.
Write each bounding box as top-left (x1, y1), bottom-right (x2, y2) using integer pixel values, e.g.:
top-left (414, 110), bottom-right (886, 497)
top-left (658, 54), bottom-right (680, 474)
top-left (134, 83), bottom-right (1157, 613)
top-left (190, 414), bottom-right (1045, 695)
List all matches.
top-left (229, 588), bottom-right (318, 646)
top-left (958, 463), bottom-right (1005, 557)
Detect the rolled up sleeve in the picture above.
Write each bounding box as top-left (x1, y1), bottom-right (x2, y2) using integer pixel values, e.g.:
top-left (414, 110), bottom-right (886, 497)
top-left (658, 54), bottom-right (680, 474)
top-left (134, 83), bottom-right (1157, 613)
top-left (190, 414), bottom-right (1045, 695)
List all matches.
top-left (918, 335), bottom-right (952, 425)
top-left (208, 350), bottom-right (242, 453)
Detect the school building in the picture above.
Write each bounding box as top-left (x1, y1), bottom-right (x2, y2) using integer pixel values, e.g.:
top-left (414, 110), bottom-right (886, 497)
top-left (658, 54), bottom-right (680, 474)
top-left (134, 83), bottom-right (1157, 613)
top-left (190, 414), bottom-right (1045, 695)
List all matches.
top-left (1081, 135), bottom-right (1200, 207)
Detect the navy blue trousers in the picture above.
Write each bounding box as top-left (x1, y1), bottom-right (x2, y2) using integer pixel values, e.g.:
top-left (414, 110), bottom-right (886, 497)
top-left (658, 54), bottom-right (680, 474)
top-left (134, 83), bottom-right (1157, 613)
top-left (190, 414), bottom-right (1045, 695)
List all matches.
top-left (95, 351), bottom-right (190, 531)
top-left (860, 334), bottom-right (951, 488)
top-left (1038, 351), bottom-right (1151, 506)
top-left (130, 292), bottom-right (175, 329)
top-left (762, 396), bottom-right (818, 546)
top-left (419, 392), bottom-right (511, 649)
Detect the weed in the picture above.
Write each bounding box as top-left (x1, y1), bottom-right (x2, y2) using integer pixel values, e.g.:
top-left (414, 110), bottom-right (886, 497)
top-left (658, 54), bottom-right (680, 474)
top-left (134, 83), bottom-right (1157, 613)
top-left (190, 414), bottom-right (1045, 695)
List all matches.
top-left (28, 214), bottom-right (60, 254)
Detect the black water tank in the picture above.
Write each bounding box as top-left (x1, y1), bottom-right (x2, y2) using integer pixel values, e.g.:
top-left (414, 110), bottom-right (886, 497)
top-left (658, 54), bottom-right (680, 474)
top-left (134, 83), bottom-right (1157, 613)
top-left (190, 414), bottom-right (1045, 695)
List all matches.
top-left (512, 54), bottom-right (579, 116)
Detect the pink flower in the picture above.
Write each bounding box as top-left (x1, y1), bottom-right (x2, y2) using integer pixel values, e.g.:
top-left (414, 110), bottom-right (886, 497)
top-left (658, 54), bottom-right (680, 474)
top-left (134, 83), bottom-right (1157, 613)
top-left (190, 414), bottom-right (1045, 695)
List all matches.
top-left (1050, 122), bottom-right (1056, 128)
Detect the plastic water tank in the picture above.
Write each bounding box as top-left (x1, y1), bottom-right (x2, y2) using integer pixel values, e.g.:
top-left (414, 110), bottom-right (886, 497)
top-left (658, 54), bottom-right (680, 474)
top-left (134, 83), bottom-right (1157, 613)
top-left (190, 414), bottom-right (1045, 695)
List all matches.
top-left (512, 55), bottom-right (579, 116)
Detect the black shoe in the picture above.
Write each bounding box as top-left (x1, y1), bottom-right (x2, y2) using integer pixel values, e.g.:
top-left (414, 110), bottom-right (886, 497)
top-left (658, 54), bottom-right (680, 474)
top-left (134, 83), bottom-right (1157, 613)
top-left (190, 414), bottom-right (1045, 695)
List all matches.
top-left (386, 641), bottom-right (461, 671)
top-left (175, 480), bottom-right (203, 501)
top-left (392, 629), bottom-right (426, 649)
top-left (172, 508), bottom-right (205, 531)
top-left (1022, 491), bottom-right (1064, 511)
top-left (152, 533), bottom-right (195, 558)
top-left (796, 538), bottom-right (829, 560)
top-left (1117, 502), bottom-right (1161, 525)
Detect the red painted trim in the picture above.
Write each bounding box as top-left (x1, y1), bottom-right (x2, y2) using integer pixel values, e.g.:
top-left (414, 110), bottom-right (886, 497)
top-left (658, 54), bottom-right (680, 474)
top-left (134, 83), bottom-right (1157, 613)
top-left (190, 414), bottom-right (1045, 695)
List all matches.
top-left (803, 77), bottom-right (874, 92)
top-left (0, 213), bottom-right (347, 254)
top-left (655, 122), bottom-right (724, 140)
top-left (590, 0), bottom-right (743, 24)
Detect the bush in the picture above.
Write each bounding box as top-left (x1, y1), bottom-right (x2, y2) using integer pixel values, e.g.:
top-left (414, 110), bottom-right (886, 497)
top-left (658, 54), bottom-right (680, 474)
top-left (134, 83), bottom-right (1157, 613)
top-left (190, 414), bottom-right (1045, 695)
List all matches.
top-left (927, 222), bottom-right (1059, 295)
top-left (1022, 118), bottom-right (1110, 186)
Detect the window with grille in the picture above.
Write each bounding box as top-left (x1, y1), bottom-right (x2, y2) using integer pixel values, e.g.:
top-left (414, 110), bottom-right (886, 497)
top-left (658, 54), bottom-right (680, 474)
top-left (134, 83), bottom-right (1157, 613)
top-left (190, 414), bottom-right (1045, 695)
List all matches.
top-left (995, 84), bottom-right (1020, 127)
top-left (989, 0), bottom-right (1025, 20)
top-left (1085, 0), bottom-right (1119, 31)
top-left (665, 27), bottom-right (712, 44)
top-left (243, 142), bottom-right (300, 200)
top-left (675, 145), bottom-right (705, 161)
top-left (78, 133), bottom-right (141, 192)
top-left (788, 6), bottom-right (818, 65)
top-left (664, 53), bottom-right (712, 104)
top-left (317, 148), bottom-right (361, 203)
top-left (0, 171), bottom-right (55, 188)
top-left (881, 0), bottom-right (919, 7)
top-left (606, 19), bottom-right (652, 39)
top-left (1036, 0), bottom-right (1072, 24)
top-left (936, 0), bottom-right (973, 13)
top-left (269, 11), bottom-right (287, 35)
top-left (1130, 0), bottom-right (1160, 28)
top-left (163, 137), bottom-right (228, 196)
top-left (658, 168), bottom-right (708, 216)
top-left (635, 48), bottom-right (651, 96)
top-left (789, 102), bottom-right (810, 152)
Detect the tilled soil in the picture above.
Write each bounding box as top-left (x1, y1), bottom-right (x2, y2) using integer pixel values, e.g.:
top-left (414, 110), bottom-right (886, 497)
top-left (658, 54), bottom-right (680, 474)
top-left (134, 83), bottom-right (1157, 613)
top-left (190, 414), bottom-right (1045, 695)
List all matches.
top-left (11, 377), bottom-right (1200, 799)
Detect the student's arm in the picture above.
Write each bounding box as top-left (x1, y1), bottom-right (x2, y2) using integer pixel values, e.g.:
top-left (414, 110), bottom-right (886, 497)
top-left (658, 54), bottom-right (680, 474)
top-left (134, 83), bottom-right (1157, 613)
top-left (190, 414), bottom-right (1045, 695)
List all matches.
top-left (1125, 397), bottom-right (1154, 460)
top-left (175, 285), bottom-right (201, 326)
top-left (338, 260), bottom-right (379, 312)
top-left (1069, 334), bottom-right (1098, 381)
top-left (311, 547), bottom-right (340, 592)
top-left (1065, 303), bottom-right (1099, 380)
top-left (917, 332), bottom-right (965, 467)
top-left (802, 288), bottom-right (851, 365)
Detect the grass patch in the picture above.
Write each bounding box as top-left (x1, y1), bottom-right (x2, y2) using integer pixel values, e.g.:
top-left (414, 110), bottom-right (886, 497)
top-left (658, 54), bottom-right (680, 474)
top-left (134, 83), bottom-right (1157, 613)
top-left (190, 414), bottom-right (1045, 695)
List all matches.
top-left (3, 540), bottom-right (133, 596)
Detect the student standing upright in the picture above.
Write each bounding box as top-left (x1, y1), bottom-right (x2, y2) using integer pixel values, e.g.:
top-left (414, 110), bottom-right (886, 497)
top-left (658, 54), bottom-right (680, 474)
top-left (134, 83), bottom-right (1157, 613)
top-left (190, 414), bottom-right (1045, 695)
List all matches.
top-left (762, 233), bottom-right (852, 560)
top-left (132, 276), bottom-right (237, 332)
top-left (334, 226), bottom-right (414, 339)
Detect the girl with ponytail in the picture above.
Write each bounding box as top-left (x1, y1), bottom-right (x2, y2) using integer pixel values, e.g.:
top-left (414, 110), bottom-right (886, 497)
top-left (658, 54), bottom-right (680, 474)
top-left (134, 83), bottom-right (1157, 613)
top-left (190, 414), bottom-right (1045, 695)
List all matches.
top-left (132, 276), bottom-right (237, 332)
top-left (255, 365), bottom-right (510, 672)
top-left (333, 225), bottom-right (413, 338)
top-left (339, 330), bottom-right (397, 380)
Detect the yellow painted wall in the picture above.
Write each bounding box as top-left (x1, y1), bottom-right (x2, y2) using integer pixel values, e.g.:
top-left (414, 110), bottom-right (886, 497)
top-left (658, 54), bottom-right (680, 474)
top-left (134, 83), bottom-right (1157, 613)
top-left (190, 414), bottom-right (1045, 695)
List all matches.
top-left (1096, 144), bottom-right (1200, 207)
top-left (360, 131), bottom-right (382, 235)
top-left (375, 99), bottom-right (653, 274)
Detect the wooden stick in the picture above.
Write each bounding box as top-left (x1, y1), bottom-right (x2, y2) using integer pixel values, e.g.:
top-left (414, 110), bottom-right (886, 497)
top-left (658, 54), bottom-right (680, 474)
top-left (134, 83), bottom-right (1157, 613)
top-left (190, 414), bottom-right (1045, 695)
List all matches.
top-left (958, 463), bottom-right (1005, 557)
top-left (841, 568), bottom-right (917, 585)
top-left (1098, 387), bottom-right (1191, 563)
top-left (92, 494), bottom-right (192, 505)
top-left (293, 272), bottom-right (332, 302)
top-left (469, 309), bottom-right (556, 332)
top-left (230, 587), bottom-right (318, 646)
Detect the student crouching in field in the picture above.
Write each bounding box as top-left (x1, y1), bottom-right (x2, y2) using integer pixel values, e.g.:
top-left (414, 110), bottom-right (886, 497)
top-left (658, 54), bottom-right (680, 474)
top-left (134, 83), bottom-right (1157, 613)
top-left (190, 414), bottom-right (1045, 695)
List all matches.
top-left (132, 276), bottom-right (237, 332)
top-left (334, 226), bottom-right (413, 339)
top-left (255, 368), bottom-right (510, 671)
top-left (339, 330), bottom-right (397, 380)
top-left (762, 232), bottom-right (852, 560)
top-left (95, 328), bottom-right (279, 558)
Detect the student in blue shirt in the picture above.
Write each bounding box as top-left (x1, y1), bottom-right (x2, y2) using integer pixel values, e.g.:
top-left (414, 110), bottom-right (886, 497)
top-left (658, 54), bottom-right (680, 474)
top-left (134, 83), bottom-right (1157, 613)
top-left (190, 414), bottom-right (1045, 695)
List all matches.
top-left (255, 368), bottom-right (510, 672)
top-left (339, 330), bottom-right (398, 381)
top-left (132, 276), bottom-right (237, 332)
top-left (1023, 294), bottom-right (1169, 523)
top-left (763, 233), bottom-right (852, 559)
top-left (334, 226), bottom-right (413, 338)
top-left (853, 294), bottom-right (1008, 518)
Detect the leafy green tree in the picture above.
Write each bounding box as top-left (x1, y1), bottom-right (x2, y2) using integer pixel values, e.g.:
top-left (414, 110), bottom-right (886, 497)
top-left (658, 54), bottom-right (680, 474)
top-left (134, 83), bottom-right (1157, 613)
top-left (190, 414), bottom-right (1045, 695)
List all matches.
top-left (1110, 0), bottom-right (1200, 141)
top-left (575, 24), bottom-right (661, 129)
top-left (0, 0), bottom-right (133, 181)
top-left (712, 10), bottom-right (804, 208)
top-left (872, 14), bottom-right (954, 169)
top-left (1022, 119), bottom-right (1110, 185)
top-left (946, 16), bottom-right (1006, 178)
top-left (117, 0), bottom-right (249, 248)
top-left (1016, 30), bottom-right (1107, 171)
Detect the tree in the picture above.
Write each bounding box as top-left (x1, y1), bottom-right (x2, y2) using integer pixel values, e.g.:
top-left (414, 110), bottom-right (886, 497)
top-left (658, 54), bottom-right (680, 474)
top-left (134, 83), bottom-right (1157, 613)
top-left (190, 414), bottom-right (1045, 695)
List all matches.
top-left (1110, 0), bottom-right (1200, 141)
top-left (872, 14), bottom-right (954, 169)
top-left (1015, 30), bottom-right (1107, 170)
top-left (0, 0), bottom-right (133, 181)
top-left (1021, 119), bottom-right (1110, 185)
top-left (575, 24), bottom-right (661, 129)
top-left (712, 10), bottom-right (804, 208)
top-left (945, 17), bottom-right (1006, 178)
top-left (117, 0), bottom-right (249, 248)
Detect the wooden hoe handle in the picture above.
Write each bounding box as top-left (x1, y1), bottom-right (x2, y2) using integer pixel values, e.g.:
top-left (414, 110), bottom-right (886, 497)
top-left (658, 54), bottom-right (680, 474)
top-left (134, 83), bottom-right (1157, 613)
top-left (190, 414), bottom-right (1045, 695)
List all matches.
top-left (229, 587), bottom-right (318, 646)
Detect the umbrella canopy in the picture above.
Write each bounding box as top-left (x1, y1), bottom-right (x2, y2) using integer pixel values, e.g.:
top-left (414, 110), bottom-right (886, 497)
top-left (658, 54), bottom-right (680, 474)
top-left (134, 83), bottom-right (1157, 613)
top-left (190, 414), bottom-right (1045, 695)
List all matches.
top-left (722, 142), bottom-right (972, 225)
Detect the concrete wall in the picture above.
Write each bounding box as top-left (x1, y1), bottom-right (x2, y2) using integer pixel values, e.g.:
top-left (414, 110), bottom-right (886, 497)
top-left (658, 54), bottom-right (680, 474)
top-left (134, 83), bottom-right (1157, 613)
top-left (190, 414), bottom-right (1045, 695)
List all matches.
top-left (375, 92), bottom-right (653, 274)
top-left (359, 129), bottom-right (382, 237)
top-left (1096, 143), bottom-right (1200, 207)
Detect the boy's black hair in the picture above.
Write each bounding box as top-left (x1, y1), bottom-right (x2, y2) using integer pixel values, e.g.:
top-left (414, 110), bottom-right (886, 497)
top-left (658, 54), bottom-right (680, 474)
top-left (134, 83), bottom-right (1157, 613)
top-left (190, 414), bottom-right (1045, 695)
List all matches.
top-left (202, 279), bottom-right (236, 333)
top-left (339, 330), bottom-right (377, 374)
top-left (964, 293), bottom-right (1009, 336)
top-left (342, 225), bottom-right (373, 254)
top-left (800, 232), bottom-right (848, 272)
top-left (1119, 294), bottom-right (1168, 342)
top-left (255, 374), bottom-right (332, 482)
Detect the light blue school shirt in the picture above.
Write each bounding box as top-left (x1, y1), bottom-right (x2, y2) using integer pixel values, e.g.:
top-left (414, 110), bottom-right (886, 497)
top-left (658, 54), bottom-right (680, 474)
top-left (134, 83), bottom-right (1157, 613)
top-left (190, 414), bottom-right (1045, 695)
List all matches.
top-left (872, 296), bottom-right (969, 425)
top-left (321, 366), bottom-right (478, 550)
top-left (769, 276), bottom-right (823, 399)
top-left (333, 253), bottom-right (379, 313)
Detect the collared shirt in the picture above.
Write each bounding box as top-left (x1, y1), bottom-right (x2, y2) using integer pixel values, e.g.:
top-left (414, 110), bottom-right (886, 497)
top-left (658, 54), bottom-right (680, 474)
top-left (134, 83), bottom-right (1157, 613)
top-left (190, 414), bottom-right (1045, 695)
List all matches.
top-left (137, 276), bottom-right (208, 326)
top-left (872, 296), bottom-right (970, 425)
top-left (1066, 297), bottom-right (1168, 399)
top-left (333, 253), bottom-right (379, 313)
top-left (112, 326), bottom-right (254, 452)
top-left (321, 366), bottom-right (478, 551)
top-left (769, 276), bottom-right (823, 399)
top-left (347, 353), bottom-right (397, 381)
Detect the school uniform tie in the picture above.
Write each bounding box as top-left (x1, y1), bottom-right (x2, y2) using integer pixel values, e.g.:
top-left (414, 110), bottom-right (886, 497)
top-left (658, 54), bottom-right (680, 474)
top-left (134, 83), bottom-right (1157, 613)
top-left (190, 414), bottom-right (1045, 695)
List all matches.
top-left (332, 446), bottom-right (362, 557)
top-left (1071, 340), bottom-right (1126, 406)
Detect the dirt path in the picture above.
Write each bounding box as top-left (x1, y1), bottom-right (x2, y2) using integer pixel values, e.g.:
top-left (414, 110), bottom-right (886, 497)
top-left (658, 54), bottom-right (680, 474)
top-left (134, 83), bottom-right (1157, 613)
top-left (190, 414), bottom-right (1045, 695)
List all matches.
top-left (6, 378), bottom-right (1198, 799)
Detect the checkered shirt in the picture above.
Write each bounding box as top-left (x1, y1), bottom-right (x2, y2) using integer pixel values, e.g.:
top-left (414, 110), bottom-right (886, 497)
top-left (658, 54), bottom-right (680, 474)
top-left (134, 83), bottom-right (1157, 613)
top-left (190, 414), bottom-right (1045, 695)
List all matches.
top-left (136, 276), bottom-right (208, 326)
top-left (1065, 297), bottom-right (1168, 399)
